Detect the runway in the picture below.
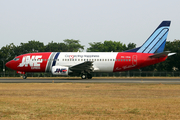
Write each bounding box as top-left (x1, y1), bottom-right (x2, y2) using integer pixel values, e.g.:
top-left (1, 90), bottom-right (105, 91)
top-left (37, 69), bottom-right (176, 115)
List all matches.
top-left (0, 77), bottom-right (180, 84)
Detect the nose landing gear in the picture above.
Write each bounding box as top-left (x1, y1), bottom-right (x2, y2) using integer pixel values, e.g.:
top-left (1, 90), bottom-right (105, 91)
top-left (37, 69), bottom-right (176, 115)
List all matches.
top-left (23, 75), bottom-right (27, 79)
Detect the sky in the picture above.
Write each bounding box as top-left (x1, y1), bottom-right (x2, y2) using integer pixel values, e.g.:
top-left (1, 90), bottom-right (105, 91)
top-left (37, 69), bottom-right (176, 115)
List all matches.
top-left (0, 0), bottom-right (180, 51)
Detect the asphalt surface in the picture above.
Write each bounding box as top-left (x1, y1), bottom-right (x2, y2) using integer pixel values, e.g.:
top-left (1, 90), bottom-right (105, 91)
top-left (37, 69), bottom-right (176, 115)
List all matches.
top-left (0, 77), bottom-right (180, 84)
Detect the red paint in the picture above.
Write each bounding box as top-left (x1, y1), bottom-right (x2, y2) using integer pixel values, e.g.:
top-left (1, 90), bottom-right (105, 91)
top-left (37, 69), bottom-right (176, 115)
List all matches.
top-left (8, 52), bottom-right (52, 73)
top-left (113, 52), bottom-right (167, 72)
top-left (16, 71), bottom-right (25, 74)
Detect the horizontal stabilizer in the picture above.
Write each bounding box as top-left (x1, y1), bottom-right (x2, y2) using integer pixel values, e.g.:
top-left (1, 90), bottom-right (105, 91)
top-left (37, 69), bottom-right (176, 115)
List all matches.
top-left (168, 53), bottom-right (176, 56)
top-left (149, 51), bottom-right (172, 58)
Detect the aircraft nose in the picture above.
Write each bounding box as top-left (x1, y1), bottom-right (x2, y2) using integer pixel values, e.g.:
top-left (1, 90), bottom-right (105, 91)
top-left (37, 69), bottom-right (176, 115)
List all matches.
top-left (5, 61), bottom-right (11, 68)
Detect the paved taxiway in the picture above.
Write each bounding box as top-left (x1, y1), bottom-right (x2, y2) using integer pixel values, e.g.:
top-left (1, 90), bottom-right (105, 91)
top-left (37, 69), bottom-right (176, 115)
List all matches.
top-left (0, 78), bottom-right (180, 84)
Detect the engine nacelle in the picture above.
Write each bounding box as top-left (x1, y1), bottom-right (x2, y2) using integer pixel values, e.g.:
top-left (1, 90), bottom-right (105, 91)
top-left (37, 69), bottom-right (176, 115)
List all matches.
top-left (51, 66), bottom-right (69, 75)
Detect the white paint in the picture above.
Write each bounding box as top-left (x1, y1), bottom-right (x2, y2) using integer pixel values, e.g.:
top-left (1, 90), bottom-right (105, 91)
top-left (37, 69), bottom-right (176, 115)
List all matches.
top-left (18, 55), bottom-right (42, 69)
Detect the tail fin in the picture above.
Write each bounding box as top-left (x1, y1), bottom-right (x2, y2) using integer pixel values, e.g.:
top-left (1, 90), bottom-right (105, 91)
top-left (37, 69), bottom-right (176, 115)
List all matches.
top-left (125, 21), bottom-right (171, 53)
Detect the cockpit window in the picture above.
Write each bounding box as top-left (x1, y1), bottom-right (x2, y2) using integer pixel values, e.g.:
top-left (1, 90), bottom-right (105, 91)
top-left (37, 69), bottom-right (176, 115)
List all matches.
top-left (13, 58), bottom-right (19, 61)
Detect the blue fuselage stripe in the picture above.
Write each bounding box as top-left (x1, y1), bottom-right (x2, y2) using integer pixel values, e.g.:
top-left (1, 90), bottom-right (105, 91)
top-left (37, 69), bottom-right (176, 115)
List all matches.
top-left (52, 52), bottom-right (60, 66)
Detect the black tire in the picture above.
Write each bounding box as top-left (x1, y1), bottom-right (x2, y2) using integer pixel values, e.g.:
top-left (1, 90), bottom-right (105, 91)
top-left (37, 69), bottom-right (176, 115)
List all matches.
top-left (23, 75), bottom-right (27, 79)
top-left (87, 74), bottom-right (92, 79)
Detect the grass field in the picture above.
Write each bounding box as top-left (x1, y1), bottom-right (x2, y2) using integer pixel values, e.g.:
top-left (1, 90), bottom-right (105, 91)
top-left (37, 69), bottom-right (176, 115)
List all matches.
top-left (0, 83), bottom-right (180, 120)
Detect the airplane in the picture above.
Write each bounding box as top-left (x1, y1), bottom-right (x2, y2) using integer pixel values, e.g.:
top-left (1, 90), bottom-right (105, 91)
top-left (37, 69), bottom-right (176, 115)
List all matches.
top-left (5, 21), bottom-right (176, 79)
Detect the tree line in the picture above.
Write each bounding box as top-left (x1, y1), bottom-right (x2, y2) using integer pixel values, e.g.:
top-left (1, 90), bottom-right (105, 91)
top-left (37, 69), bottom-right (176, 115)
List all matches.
top-left (0, 39), bottom-right (179, 72)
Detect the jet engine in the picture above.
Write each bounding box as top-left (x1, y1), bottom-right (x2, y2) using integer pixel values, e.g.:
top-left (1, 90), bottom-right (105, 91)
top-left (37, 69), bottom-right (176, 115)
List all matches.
top-left (51, 66), bottom-right (69, 75)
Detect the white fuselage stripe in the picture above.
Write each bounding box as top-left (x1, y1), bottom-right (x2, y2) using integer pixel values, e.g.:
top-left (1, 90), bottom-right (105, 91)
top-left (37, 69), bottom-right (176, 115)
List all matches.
top-left (53, 52), bottom-right (118, 72)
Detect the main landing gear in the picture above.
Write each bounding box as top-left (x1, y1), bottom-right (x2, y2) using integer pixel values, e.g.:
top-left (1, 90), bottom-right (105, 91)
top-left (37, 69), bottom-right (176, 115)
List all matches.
top-left (81, 73), bottom-right (92, 79)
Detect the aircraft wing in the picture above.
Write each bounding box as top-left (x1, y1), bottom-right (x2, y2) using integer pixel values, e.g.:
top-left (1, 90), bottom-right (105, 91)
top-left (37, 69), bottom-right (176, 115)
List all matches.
top-left (149, 51), bottom-right (176, 58)
top-left (69, 61), bottom-right (94, 71)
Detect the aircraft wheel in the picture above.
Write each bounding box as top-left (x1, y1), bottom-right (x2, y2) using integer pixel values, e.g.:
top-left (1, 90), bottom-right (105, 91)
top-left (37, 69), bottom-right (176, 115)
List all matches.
top-left (87, 74), bottom-right (92, 79)
top-left (23, 75), bottom-right (27, 79)
top-left (81, 74), bottom-right (86, 79)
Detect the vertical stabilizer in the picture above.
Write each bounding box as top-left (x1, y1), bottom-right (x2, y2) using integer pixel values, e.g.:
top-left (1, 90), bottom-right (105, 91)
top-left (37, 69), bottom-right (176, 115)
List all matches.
top-left (137, 21), bottom-right (171, 53)
top-left (125, 21), bottom-right (171, 53)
